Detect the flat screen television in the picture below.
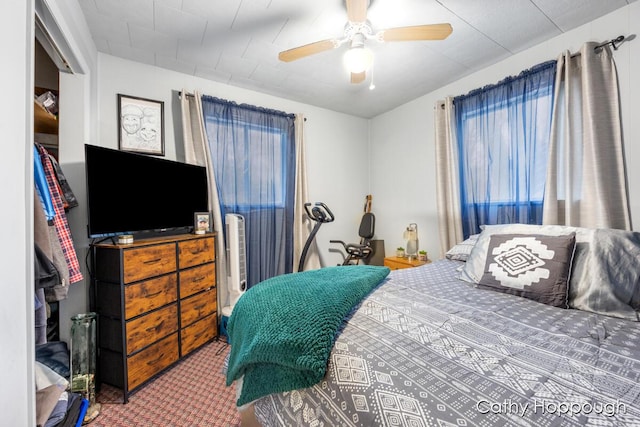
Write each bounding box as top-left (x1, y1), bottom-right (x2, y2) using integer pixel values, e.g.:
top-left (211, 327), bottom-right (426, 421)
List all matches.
top-left (85, 144), bottom-right (208, 238)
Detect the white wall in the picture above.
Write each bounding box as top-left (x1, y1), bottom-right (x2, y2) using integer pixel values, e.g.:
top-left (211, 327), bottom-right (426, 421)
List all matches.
top-left (96, 53), bottom-right (370, 305)
top-left (58, 72), bottom-right (94, 343)
top-left (370, 3), bottom-right (640, 259)
top-left (0, 1), bottom-right (35, 425)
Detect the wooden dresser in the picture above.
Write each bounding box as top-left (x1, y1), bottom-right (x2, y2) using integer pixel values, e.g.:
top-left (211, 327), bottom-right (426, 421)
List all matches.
top-left (92, 233), bottom-right (217, 402)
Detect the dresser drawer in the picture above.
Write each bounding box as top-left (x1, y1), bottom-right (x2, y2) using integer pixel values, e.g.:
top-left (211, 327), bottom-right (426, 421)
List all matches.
top-left (180, 288), bottom-right (217, 328)
top-left (127, 332), bottom-right (179, 391)
top-left (123, 244), bottom-right (176, 283)
top-left (124, 274), bottom-right (178, 320)
top-left (181, 313), bottom-right (217, 357)
top-left (178, 237), bottom-right (214, 269)
top-left (126, 304), bottom-right (178, 354)
top-left (180, 263), bottom-right (215, 299)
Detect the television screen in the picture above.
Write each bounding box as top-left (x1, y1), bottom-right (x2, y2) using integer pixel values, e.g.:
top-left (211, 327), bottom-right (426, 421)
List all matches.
top-left (85, 144), bottom-right (208, 238)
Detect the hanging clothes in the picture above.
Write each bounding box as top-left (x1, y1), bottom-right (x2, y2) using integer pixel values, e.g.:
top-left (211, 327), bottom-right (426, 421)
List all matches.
top-left (34, 145), bottom-right (55, 221)
top-left (48, 154), bottom-right (78, 210)
top-left (34, 191), bottom-right (70, 302)
top-left (35, 244), bottom-right (60, 289)
top-left (35, 144), bottom-right (83, 284)
top-left (35, 289), bottom-right (48, 345)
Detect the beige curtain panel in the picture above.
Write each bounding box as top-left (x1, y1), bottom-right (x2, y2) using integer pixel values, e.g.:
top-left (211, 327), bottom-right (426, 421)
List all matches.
top-left (543, 42), bottom-right (632, 230)
top-left (293, 114), bottom-right (321, 271)
top-left (180, 91), bottom-right (229, 304)
top-left (434, 97), bottom-right (464, 257)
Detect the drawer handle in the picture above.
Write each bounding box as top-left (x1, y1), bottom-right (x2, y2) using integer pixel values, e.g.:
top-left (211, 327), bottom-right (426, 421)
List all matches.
top-left (146, 290), bottom-right (162, 298)
top-left (193, 304), bottom-right (205, 311)
top-left (143, 258), bottom-right (162, 265)
top-left (193, 276), bottom-right (206, 282)
top-left (145, 320), bottom-right (164, 333)
top-left (146, 353), bottom-right (165, 366)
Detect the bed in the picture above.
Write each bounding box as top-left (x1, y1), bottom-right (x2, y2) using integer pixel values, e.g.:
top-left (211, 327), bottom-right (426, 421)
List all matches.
top-left (226, 224), bottom-right (640, 426)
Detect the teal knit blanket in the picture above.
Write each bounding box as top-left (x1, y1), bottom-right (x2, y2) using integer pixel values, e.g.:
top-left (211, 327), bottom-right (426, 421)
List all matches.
top-left (225, 265), bottom-right (390, 406)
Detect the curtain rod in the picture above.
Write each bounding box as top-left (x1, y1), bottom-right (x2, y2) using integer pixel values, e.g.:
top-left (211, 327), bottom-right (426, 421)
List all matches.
top-left (438, 35), bottom-right (631, 110)
top-left (177, 91), bottom-right (306, 121)
top-left (571, 35), bottom-right (628, 58)
top-left (595, 35), bottom-right (626, 51)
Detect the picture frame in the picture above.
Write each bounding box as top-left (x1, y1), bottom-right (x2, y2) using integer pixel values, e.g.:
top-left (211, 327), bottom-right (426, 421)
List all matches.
top-left (194, 212), bottom-right (212, 235)
top-left (117, 94), bottom-right (165, 156)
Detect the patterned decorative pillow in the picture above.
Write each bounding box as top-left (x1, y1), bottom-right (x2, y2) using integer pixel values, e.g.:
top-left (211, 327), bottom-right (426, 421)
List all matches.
top-left (474, 233), bottom-right (577, 308)
top-left (445, 234), bottom-right (480, 262)
top-left (460, 224), bottom-right (580, 285)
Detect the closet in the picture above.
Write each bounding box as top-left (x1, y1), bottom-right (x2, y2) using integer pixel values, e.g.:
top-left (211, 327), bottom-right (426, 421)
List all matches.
top-left (34, 24), bottom-right (91, 425)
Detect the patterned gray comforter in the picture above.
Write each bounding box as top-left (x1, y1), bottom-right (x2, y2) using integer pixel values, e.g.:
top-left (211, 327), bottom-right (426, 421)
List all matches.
top-left (252, 260), bottom-right (640, 426)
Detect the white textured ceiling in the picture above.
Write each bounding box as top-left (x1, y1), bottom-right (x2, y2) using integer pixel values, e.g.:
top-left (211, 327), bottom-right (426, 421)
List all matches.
top-left (79, 0), bottom-right (635, 118)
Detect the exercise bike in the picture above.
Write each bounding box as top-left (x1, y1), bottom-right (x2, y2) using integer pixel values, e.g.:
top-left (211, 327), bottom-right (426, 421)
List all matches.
top-left (298, 202), bottom-right (334, 272)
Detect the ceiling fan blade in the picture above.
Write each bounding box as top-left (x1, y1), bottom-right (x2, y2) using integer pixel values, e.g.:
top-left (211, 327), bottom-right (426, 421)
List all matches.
top-left (351, 71), bottom-right (366, 84)
top-left (278, 39), bottom-right (338, 62)
top-left (379, 23), bottom-right (453, 42)
top-left (346, 0), bottom-right (368, 23)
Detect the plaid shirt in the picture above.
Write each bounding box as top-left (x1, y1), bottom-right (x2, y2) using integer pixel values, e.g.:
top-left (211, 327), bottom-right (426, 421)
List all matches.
top-left (36, 144), bottom-right (83, 284)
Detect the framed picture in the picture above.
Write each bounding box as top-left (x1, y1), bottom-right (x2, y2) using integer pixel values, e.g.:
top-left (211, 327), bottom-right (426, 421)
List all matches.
top-left (117, 94), bottom-right (165, 156)
top-left (194, 212), bottom-right (212, 235)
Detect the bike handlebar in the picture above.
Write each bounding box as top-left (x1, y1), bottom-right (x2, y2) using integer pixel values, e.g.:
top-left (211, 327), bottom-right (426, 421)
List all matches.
top-left (304, 202), bottom-right (335, 223)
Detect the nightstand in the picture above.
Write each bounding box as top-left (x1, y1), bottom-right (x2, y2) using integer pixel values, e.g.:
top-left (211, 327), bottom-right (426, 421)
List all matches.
top-left (384, 256), bottom-right (430, 270)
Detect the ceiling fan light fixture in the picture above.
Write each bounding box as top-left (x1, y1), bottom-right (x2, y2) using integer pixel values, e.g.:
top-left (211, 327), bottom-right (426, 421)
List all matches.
top-left (343, 46), bottom-right (373, 74)
top-left (277, 0), bottom-right (452, 85)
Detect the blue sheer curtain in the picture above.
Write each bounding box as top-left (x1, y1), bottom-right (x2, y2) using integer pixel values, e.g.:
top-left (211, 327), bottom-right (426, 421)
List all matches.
top-left (201, 96), bottom-right (296, 288)
top-left (454, 60), bottom-right (557, 238)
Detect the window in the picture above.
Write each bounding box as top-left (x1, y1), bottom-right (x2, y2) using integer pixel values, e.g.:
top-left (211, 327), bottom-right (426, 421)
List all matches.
top-left (201, 96), bottom-right (296, 287)
top-left (205, 117), bottom-right (288, 209)
top-left (454, 61), bottom-right (556, 238)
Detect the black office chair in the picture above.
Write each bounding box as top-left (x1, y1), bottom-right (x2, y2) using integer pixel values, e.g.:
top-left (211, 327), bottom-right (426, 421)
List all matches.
top-left (330, 212), bottom-right (376, 265)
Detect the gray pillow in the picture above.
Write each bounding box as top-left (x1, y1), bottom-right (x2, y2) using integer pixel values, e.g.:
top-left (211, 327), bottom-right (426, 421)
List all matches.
top-left (475, 233), bottom-right (576, 308)
top-left (569, 228), bottom-right (640, 321)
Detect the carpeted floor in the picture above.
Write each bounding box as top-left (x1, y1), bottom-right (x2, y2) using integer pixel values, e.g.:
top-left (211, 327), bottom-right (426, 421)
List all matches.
top-left (91, 339), bottom-right (241, 427)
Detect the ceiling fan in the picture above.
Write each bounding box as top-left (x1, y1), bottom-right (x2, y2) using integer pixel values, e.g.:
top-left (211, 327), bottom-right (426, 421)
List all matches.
top-left (277, 0), bottom-right (453, 84)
